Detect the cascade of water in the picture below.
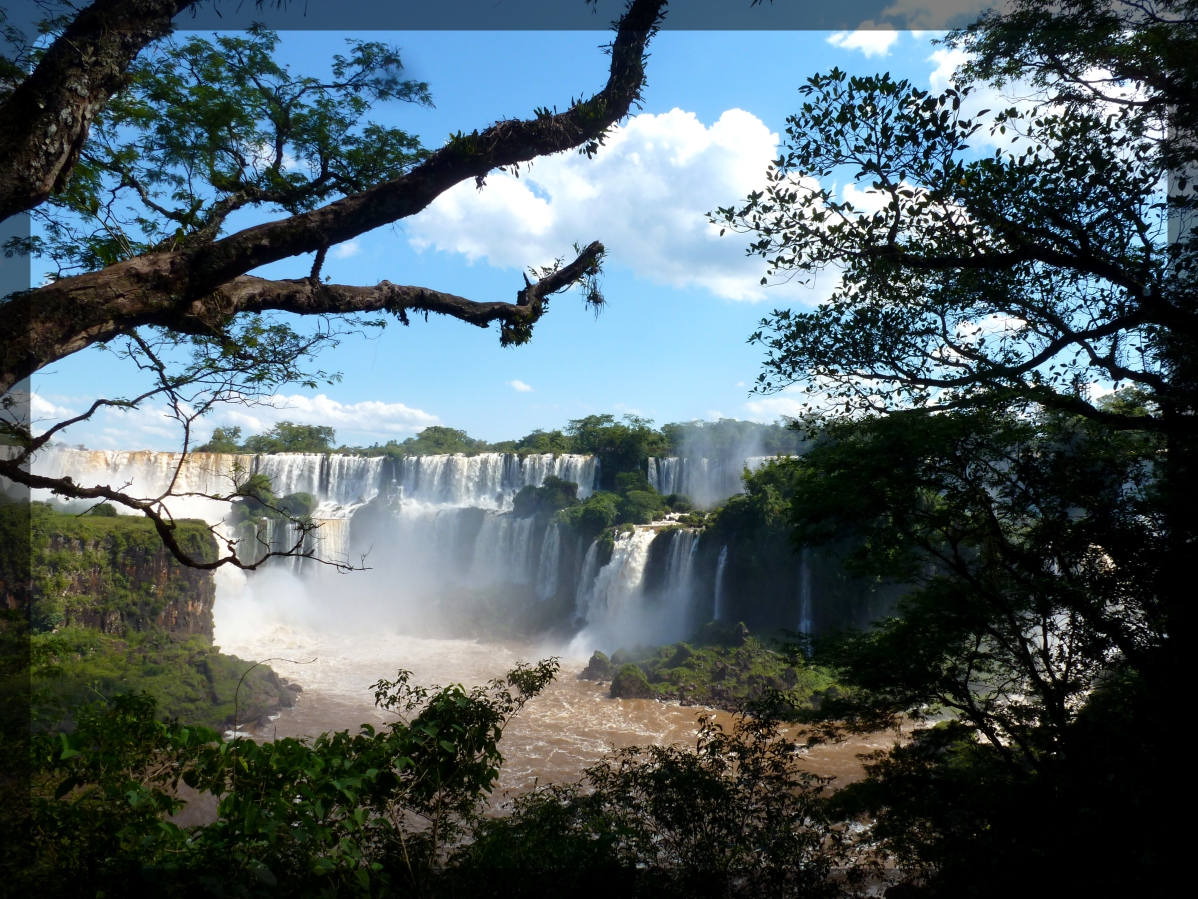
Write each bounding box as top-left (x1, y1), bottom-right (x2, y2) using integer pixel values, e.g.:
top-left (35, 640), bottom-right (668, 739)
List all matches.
top-left (661, 529), bottom-right (699, 595)
top-left (466, 513), bottom-right (538, 586)
top-left (644, 455), bottom-right (792, 509)
top-left (646, 456), bottom-right (682, 496)
top-left (33, 446), bottom-right (247, 521)
top-left (38, 447), bottom-right (597, 517)
top-left (392, 453), bottom-right (596, 509)
top-left (569, 527), bottom-right (696, 653)
top-left (535, 524), bottom-right (562, 601)
top-left (254, 453), bottom-right (386, 509)
top-left (798, 546), bottom-right (813, 636)
top-left (582, 530), bottom-right (657, 625)
top-left (574, 541), bottom-right (601, 618)
top-left (713, 545), bottom-right (729, 620)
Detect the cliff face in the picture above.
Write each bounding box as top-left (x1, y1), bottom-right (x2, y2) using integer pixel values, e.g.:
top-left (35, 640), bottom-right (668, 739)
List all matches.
top-left (27, 503), bottom-right (300, 728)
top-left (31, 503), bottom-right (218, 637)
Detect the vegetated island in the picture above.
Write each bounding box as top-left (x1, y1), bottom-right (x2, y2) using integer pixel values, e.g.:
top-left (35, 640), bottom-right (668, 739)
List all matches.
top-left (579, 621), bottom-right (840, 713)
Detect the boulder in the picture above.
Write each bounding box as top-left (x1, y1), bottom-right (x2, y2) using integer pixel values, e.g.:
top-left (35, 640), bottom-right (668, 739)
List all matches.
top-left (610, 663), bottom-right (655, 699)
top-left (580, 651), bottom-right (613, 681)
top-left (664, 642), bottom-right (694, 669)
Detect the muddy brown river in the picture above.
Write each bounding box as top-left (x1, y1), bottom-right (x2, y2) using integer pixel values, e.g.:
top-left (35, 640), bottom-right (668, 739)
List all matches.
top-left (214, 611), bottom-right (901, 797)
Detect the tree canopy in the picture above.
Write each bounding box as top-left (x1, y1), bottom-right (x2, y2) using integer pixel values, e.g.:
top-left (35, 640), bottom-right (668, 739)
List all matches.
top-left (715, 2), bottom-right (1196, 893)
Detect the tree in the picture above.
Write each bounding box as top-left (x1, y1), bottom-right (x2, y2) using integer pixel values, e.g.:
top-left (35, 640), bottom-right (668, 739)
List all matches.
top-left (195, 424), bottom-right (241, 453)
top-left (717, 0), bottom-right (1196, 435)
top-left (713, 1), bottom-right (1195, 892)
top-left (0, 0), bottom-right (668, 570)
top-left (20, 660), bottom-right (559, 896)
top-left (241, 421), bottom-right (336, 454)
top-left (566, 413), bottom-right (670, 488)
top-left (454, 710), bottom-right (859, 899)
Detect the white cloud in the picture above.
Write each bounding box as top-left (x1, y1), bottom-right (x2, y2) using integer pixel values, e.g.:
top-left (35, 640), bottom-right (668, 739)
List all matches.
top-left (212, 393), bottom-right (439, 442)
top-left (410, 108), bottom-right (804, 302)
top-left (331, 240), bottom-right (360, 259)
top-left (928, 46), bottom-right (970, 94)
top-left (37, 392), bottom-right (440, 451)
top-left (877, 0), bottom-right (992, 32)
top-left (29, 392), bottom-right (78, 434)
top-left (827, 25), bottom-right (899, 58)
top-left (507, 380), bottom-right (534, 393)
top-left (744, 394), bottom-right (809, 420)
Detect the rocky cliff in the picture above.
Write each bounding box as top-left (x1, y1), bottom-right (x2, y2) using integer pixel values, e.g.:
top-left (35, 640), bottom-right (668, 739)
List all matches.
top-left (30, 502), bottom-right (217, 636)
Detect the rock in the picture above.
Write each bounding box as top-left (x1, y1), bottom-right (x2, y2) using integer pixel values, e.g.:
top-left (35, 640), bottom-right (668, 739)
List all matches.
top-left (713, 662), bottom-right (728, 682)
top-left (664, 642), bottom-right (694, 669)
top-left (286, 683), bottom-right (303, 692)
top-left (610, 663), bottom-right (655, 699)
top-left (783, 666), bottom-right (799, 687)
top-left (579, 651), bottom-right (613, 681)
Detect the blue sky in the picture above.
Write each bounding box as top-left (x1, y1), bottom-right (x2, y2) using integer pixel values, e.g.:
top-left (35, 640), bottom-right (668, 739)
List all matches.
top-left (33, 28), bottom-right (969, 450)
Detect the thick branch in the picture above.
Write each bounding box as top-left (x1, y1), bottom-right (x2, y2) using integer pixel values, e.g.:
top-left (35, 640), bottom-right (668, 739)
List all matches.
top-left (0, 0), bottom-right (194, 223)
top-left (0, 242), bottom-right (604, 396)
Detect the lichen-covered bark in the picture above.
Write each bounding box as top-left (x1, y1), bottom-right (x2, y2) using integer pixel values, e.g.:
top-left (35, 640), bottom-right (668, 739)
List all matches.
top-left (0, 0), bottom-right (194, 222)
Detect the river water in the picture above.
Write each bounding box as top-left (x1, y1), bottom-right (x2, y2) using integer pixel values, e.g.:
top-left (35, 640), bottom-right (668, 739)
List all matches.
top-left (213, 570), bottom-right (900, 797)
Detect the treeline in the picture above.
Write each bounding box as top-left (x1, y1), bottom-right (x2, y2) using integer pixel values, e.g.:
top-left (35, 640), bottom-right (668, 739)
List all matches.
top-left (196, 415), bottom-right (804, 467)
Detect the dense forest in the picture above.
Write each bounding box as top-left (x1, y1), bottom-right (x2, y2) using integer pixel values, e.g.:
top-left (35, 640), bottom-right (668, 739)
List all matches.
top-left (197, 414), bottom-right (804, 463)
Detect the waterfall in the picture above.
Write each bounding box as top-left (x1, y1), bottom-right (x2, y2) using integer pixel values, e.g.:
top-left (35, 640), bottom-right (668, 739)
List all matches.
top-left (254, 453), bottom-right (386, 510)
top-left (570, 526), bottom-right (698, 654)
top-left (798, 546), bottom-right (813, 636)
top-left (579, 530), bottom-right (656, 628)
top-left (535, 524), bottom-right (562, 601)
top-left (574, 541), bottom-right (601, 619)
top-left (468, 513), bottom-right (538, 587)
top-left (645, 456), bottom-right (785, 508)
top-left (36, 447), bottom-right (597, 517)
top-left (661, 529), bottom-right (700, 599)
top-left (713, 545), bottom-right (729, 620)
top-left (393, 453), bottom-right (597, 509)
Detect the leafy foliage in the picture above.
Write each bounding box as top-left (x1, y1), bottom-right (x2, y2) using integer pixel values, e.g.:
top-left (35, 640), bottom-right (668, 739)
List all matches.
top-left (29, 26), bottom-right (429, 277)
top-left (511, 475), bottom-right (580, 519)
top-left (30, 628), bottom-right (294, 732)
top-left (21, 660), bottom-right (560, 898)
top-left (566, 414), bottom-right (671, 487)
top-left (29, 502), bottom-right (217, 633)
top-left (455, 711), bottom-right (865, 898)
top-left (714, 5), bottom-right (1195, 430)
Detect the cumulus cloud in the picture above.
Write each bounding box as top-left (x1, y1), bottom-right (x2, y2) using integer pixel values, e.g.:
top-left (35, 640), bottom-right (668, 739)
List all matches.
top-left (409, 108), bottom-right (804, 302)
top-left (744, 393), bottom-right (809, 421)
top-left (212, 393), bottom-right (439, 442)
top-left (507, 380), bottom-right (534, 393)
top-left (827, 25), bottom-right (899, 58)
top-left (29, 392), bottom-right (78, 434)
top-left (331, 240), bottom-right (360, 259)
top-left (876, 0), bottom-right (992, 32)
top-left (36, 392), bottom-right (440, 451)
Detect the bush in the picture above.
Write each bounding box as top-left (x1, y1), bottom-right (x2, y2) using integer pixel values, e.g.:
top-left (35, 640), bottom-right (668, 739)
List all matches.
top-left (454, 712), bottom-right (856, 898)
